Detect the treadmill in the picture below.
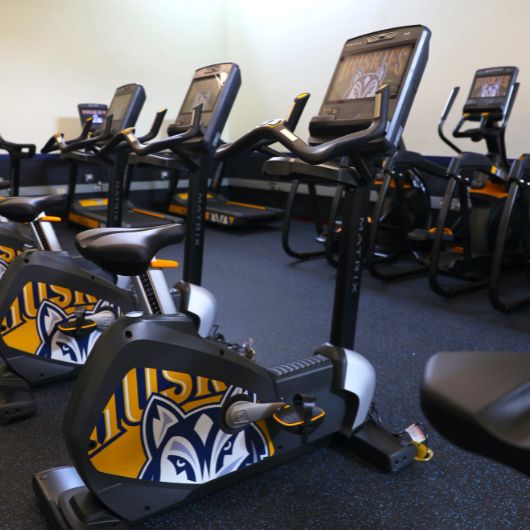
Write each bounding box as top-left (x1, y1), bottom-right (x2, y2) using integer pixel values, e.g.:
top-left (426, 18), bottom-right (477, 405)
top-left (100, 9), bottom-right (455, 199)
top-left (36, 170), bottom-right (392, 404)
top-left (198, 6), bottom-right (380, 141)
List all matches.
top-left (159, 69), bottom-right (283, 227)
top-left (65, 84), bottom-right (178, 228)
top-left (127, 63), bottom-right (244, 229)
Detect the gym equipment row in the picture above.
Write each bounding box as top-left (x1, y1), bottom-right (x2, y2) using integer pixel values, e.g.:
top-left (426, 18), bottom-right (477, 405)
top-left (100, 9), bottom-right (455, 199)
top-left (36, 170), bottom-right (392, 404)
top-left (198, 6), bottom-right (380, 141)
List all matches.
top-left (282, 65), bottom-right (530, 313)
top-left (0, 26), bottom-right (438, 528)
top-left (0, 24), bottom-right (526, 530)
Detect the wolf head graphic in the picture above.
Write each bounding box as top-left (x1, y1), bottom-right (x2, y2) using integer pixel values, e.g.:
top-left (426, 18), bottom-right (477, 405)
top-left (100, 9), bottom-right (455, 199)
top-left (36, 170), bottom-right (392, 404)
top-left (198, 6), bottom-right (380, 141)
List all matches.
top-left (35, 299), bottom-right (113, 364)
top-left (139, 388), bottom-right (270, 484)
top-left (479, 81), bottom-right (502, 98)
top-left (344, 64), bottom-right (387, 100)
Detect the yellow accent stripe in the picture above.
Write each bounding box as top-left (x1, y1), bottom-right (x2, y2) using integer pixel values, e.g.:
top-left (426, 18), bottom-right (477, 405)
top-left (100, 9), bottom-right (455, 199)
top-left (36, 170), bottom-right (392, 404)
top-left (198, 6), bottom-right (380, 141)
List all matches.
top-left (169, 204), bottom-right (187, 216)
top-left (40, 216), bottom-right (62, 223)
top-left (130, 208), bottom-right (167, 220)
top-left (79, 198), bottom-right (108, 207)
top-left (272, 408), bottom-right (325, 427)
top-left (177, 192), bottom-right (215, 200)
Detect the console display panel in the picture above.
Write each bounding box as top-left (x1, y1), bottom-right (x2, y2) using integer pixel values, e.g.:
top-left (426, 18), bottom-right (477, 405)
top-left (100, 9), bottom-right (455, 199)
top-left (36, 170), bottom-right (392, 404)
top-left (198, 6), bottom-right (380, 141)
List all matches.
top-left (79, 106), bottom-right (107, 125)
top-left (468, 74), bottom-right (512, 99)
top-left (180, 72), bottom-right (228, 114)
top-left (326, 44), bottom-right (413, 102)
top-left (107, 93), bottom-right (132, 125)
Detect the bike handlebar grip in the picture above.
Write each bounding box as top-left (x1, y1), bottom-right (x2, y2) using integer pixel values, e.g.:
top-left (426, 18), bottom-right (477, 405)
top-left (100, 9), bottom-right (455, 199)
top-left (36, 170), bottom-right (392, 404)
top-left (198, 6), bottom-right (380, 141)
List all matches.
top-left (97, 127), bottom-right (136, 156)
top-left (139, 108), bottom-right (168, 143)
top-left (285, 93), bottom-right (310, 132)
top-left (440, 86), bottom-right (460, 122)
top-left (79, 117), bottom-right (93, 140)
top-left (41, 135), bottom-right (59, 154)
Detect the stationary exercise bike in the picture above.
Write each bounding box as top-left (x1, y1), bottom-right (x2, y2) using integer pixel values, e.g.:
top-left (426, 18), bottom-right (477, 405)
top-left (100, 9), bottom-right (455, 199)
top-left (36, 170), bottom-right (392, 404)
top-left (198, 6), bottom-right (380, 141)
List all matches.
top-left (0, 108), bottom-right (210, 423)
top-left (34, 25), bottom-right (433, 529)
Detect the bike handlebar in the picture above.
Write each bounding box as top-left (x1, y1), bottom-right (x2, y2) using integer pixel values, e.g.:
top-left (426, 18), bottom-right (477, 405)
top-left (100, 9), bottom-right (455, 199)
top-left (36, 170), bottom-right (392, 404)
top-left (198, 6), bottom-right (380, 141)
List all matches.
top-left (215, 85), bottom-right (390, 165)
top-left (98, 105), bottom-right (202, 157)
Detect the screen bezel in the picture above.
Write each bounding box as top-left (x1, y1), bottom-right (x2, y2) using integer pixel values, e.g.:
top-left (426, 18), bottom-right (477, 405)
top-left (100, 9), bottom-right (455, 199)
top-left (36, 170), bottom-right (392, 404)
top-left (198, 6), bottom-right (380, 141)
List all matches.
top-left (323, 41), bottom-right (416, 105)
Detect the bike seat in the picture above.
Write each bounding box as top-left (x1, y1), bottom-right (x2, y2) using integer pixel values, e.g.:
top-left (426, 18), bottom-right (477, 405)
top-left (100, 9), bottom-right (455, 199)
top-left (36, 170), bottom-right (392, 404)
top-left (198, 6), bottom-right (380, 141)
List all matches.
top-left (75, 223), bottom-right (186, 276)
top-left (421, 351), bottom-right (530, 475)
top-left (0, 194), bottom-right (66, 223)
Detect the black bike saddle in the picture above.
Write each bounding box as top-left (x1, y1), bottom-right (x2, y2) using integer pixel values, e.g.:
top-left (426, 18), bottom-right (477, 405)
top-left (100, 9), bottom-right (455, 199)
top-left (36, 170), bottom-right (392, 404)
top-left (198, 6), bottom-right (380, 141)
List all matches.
top-left (75, 223), bottom-right (186, 276)
top-left (421, 350), bottom-right (530, 475)
top-left (0, 194), bottom-right (66, 223)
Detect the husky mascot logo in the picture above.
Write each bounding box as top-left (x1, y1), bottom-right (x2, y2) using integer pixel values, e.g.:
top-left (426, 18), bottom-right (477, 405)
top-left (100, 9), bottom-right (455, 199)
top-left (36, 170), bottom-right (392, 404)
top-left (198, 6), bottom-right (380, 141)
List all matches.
top-left (139, 388), bottom-right (269, 484)
top-left (35, 299), bottom-right (114, 364)
top-left (344, 64), bottom-right (387, 100)
top-left (479, 80), bottom-right (501, 98)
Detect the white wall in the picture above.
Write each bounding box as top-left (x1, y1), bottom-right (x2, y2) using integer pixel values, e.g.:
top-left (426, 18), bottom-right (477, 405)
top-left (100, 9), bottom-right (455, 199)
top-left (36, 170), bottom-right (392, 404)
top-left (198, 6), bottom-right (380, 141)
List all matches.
top-left (225, 0), bottom-right (530, 157)
top-left (0, 0), bottom-right (226, 145)
top-left (1, 0), bottom-right (530, 157)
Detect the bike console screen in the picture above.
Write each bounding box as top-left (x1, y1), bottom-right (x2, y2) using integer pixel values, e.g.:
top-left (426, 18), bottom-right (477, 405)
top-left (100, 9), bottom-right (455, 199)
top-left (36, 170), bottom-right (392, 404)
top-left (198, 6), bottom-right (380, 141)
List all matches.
top-left (180, 72), bottom-right (228, 115)
top-left (469, 74), bottom-right (512, 99)
top-left (464, 67), bottom-right (518, 117)
top-left (107, 93), bottom-right (132, 126)
top-left (78, 104), bottom-right (107, 128)
top-left (325, 44), bottom-right (413, 102)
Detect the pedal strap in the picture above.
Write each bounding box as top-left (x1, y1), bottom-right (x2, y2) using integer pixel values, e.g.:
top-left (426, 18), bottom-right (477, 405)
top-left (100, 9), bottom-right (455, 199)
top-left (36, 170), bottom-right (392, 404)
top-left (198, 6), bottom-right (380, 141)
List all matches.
top-left (272, 393), bottom-right (325, 434)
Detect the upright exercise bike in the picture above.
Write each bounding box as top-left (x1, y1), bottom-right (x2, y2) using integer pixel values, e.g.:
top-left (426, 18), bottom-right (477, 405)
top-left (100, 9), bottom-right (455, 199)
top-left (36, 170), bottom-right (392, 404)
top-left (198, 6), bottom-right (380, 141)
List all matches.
top-left (0, 108), bottom-right (209, 423)
top-left (34, 25), bottom-right (432, 529)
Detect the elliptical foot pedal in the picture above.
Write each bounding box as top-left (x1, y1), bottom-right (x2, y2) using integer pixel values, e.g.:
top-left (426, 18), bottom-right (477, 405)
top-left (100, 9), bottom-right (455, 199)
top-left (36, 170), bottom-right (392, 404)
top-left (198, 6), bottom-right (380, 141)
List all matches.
top-left (408, 227), bottom-right (454, 243)
top-left (0, 363), bottom-right (35, 423)
top-left (33, 466), bottom-right (128, 529)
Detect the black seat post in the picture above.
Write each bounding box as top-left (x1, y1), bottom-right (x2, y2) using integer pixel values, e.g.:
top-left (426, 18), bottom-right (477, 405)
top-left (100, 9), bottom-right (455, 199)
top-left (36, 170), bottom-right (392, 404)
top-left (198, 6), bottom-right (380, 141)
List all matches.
top-left (106, 152), bottom-right (128, 228)
top-left (329, 155), bottom-right (372, 350)
top-left (182, 150), bottom-right (210, 286)
top-left (10, 155), bottom-right (21, 196)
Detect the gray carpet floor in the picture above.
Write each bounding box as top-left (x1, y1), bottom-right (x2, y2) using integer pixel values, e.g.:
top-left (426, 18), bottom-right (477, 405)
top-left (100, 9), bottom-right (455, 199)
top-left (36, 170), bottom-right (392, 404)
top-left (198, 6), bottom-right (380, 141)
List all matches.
top-left (0, 220), bottom-right (528, 529)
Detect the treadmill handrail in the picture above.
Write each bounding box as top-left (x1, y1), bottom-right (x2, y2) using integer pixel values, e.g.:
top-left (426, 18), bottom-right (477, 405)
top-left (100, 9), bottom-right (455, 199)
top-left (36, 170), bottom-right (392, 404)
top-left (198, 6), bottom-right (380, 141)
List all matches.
top-left (99, 104), bottom-right (203, 157)
top-left (42, 115), bottom-right (115, 155)
top-left (216, 85), bottom-right (390, 167)
top-left (96, 108), bottom-right (169, 157)
top-left (0, 135), bottom-right (36, 157)
top-left (41, 117), bottom-right (95, 154)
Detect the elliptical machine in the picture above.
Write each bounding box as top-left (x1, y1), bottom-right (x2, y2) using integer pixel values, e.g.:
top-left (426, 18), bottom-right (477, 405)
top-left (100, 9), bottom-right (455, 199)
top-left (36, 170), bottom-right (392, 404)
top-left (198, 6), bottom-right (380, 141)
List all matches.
top-left (489, 154), bottom-right (530, 312)
top-left (368, 67), bottom-right (520, 292)
top-left (34, 25), bottom-right (433, 529)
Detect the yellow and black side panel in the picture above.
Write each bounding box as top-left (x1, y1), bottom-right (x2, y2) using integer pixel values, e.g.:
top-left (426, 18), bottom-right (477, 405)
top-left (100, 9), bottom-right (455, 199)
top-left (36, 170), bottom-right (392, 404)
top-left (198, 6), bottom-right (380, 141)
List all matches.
top-left (0, 281), bottom-right (117, 365)
top-left (89, 369), bottom-right (274, 483)
top-left (0, 245), bottom-right (23, 277)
